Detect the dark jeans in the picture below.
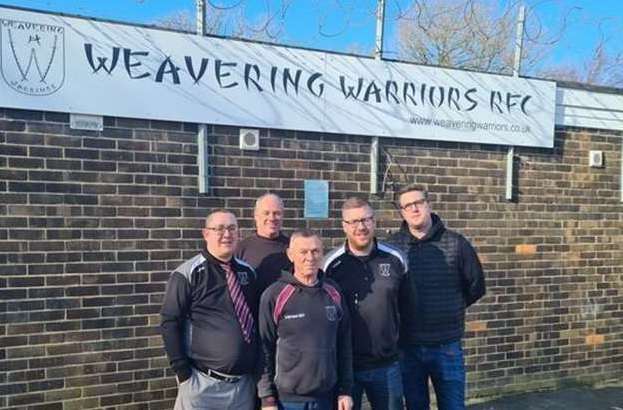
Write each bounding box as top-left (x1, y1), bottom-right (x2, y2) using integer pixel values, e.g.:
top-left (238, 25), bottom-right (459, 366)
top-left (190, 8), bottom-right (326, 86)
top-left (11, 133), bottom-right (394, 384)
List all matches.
top-left (352, 361), bottom-right (404, 410)
top-left (400, 340), bottom-right (466, 410)
top-left (279, 397), bottom-right (332, 410)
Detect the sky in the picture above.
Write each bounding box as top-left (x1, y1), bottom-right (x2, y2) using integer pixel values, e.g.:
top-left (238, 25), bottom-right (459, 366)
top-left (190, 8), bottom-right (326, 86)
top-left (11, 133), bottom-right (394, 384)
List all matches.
top-left (2, 0), bottom-right (622, 78)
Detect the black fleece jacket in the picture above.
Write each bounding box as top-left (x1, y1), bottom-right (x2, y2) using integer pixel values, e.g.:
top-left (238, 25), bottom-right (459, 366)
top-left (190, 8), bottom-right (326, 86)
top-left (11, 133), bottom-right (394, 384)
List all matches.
top-left (386, 214), bottom-right (486, 345)
top-left (258, 271), bottom-right (353, 405)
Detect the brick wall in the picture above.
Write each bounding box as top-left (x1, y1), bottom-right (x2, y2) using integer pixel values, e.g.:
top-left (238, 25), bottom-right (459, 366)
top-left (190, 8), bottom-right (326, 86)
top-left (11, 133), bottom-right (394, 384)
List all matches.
top-left (0, 107), bottom-right (621, 408)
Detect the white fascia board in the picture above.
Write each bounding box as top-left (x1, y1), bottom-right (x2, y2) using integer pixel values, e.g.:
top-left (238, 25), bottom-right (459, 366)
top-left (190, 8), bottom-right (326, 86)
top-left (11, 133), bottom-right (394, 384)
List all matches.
top-left (556, 87), bottom-right (623, 131)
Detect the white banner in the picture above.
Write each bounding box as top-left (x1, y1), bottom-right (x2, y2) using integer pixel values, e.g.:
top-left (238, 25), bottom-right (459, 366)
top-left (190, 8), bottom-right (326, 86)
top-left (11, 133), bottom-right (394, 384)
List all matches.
top-left (0, 6), bottom-right (556, 147)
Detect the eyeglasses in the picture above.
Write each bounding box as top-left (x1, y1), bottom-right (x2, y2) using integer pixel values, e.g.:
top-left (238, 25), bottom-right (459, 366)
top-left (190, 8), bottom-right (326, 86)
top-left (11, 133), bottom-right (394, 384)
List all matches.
top-left (399, 199), bottom-right (427, 211)
top-left (343, 216), bottom-right (374, 227)
top-left (205, 225), bottom-right (238, 234)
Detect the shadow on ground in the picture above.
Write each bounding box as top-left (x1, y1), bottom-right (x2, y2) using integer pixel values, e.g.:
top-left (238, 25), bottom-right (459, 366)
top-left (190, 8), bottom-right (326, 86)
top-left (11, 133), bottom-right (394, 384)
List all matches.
top-left (468, 386), bottom-right (623, 410)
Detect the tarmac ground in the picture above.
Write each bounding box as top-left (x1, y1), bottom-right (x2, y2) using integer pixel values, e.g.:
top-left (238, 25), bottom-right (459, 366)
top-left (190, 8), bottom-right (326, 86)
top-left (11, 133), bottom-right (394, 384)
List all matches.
top-left (468, 386), bottom-right (623, 410)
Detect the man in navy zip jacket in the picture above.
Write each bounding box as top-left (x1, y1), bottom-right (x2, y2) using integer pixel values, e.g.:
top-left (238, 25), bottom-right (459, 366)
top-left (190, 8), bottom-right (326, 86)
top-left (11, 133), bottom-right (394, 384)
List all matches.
top-left (258, 230), bottom-right (354, 410)
top-left (324, 197), bottom-right (408, 410)
top-left (387, 185), bottom-right (486, 410)
top-left (160, 210), bottom-right (260, 410)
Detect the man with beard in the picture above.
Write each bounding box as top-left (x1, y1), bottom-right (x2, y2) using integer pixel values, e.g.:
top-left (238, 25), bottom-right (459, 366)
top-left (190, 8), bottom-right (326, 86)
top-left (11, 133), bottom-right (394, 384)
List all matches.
top-left (237, 193), bottom-right (291, 292)
top-left (161, 210), bottom-right (260, 410)
top-left (324, 197), bottom-right (407, 410)
top-left (387, 185), bottom-right (486, 410)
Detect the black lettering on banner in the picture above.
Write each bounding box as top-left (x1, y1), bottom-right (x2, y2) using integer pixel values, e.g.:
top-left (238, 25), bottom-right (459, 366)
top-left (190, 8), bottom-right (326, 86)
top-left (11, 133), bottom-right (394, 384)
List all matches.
top-left (244, 64), bottom-right (263, 91)
top-left (506, 93), bottom-right (521, 113)
top-left (84, 44), bottom-right (120, 74)
top-left (448, 87), bottom-right (461, 110)
top-left (521, 95), bottom-right (532, 115)
top-left (385, 81), bottom-right (400, 104)
top-left (215, 60), bottom-right (238, 88)
top-left (79, 42), bottom-right (538, 120)
top-left (403, 82), bottom-right (418, 106)
top-left (307, 73), bottom-right (324, 97)
top-left (155, 57), bottom-right (181, 84)
top-left (185, 56), bottom-right (209, 84)
top-left (283, 68), bottom-right (302, 95)
top-left (270, 66), bottom-right (278, 92)
top-left (123, 48), bottom-right (150, 79)
top-left (340, 76), bottom-right (364, 99)
top-left (464, 88), bottom-right (478, 111)
top-left (364, 81), bottom-right (382, 103)
top-left (490, 91), bottom-right (504, 113)
top-left (428, 86), bottom-right (445, 108)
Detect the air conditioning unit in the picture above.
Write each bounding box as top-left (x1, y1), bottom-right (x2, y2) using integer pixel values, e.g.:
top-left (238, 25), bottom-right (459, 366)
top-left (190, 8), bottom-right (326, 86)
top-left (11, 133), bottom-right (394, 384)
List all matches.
top-left (589, 150), bottom-right (603, 168)
top-left (239, 128), bottom-right (260, 151)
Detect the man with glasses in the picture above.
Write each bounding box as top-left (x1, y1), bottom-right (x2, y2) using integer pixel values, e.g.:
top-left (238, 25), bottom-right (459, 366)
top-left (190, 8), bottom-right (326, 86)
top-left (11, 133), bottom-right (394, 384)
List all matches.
top-left (237, 193), bottom-right (291, 293)
top-left (324, 197), bottom-right (408, 410)
top-left (161, 210), bottom-right (260, 410)
top-left (387, 185), bottom-right (486, 410)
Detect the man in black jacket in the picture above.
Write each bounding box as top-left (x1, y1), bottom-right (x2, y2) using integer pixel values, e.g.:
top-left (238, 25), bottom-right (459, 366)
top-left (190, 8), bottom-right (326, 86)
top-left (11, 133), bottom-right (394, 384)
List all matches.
top-left (324, 197), bottom-right (407, 410)
top-left (387, 185), bottom-right (486, 410)
top-left (237, 193), bottom-right (291, 293)
top-left (160, 210), bottom-right (260, 410)
top-left (258, 230), bottom-right (354, 410)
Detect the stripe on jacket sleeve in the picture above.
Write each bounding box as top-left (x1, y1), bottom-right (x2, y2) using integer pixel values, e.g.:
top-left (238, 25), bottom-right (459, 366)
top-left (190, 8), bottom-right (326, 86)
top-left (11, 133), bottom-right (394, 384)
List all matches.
top-left (322, 245), bottom-right (346, 273)
top-left (378, 241), bottom-right (408, 273)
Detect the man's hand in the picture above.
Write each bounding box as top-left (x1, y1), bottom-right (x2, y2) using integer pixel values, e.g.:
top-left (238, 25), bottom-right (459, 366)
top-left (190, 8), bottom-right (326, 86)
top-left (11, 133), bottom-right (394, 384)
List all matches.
top-left (261, 395), bottom-right (278, 410)
top-left (337, 395), bottom-right (353, 410)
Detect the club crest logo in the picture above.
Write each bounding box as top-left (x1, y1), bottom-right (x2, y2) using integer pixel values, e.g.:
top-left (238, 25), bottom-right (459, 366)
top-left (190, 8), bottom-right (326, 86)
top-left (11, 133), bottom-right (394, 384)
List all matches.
top-left (325, 305), bottom-right (338, 322)
top-left (378, 263), bottom-right (391, 277)
top-left (1, 19), bottom-right (65, 96)
top-left (237, 271), bottom-right (249, 285)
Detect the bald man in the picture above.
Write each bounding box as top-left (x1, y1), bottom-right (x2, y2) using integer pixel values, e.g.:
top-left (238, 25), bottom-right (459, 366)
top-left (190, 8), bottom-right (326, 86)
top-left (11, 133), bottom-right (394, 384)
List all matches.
top-left (237, 193), bottom-right (292, 292)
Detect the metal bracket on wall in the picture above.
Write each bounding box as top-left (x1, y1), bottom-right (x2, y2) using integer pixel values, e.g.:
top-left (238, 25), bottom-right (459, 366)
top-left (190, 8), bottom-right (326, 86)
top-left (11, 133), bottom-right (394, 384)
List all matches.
top-left (370, 137), bottom-right (379, 195)
top-left (370, 0), bottom-right (385, 196)
top-left (197, 124), bottom-right (209, 194)
top-left (196, 0), bottom-right (209, 195)
top-left (506, 146), bottom-right (514, 200)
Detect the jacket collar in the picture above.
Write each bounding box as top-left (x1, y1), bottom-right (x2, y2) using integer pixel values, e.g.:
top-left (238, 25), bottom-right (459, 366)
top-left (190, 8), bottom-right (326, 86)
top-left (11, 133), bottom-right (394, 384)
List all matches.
top-left (343, 237), bottom-right (378, 260)
top-left (201, 248), bottom-right (239, 269)
top-left (398, 213), bottom-right (445, 243)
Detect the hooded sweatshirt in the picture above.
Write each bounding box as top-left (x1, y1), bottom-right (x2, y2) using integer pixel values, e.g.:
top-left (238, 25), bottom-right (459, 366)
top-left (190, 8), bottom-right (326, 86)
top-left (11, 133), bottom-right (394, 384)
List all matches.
top-left (258, 270), bottom-right (353, 405)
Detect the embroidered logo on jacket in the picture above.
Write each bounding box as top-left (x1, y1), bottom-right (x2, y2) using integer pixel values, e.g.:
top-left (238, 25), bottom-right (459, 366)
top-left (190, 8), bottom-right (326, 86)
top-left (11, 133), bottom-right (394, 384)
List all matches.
top-left (237, 271), bottom-right (249, 285)
top-left (378, 263), bottom-right (392, 277)
top-left (325, 305), bottom-right (338, 321)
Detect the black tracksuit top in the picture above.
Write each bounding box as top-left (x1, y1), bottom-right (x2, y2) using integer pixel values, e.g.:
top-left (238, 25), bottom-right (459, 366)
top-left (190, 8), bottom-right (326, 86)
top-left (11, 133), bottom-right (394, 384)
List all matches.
top-left (160, 249), bottom-right (260, 382)
top-left (323, 240), bottom-right (408, 371)
top-left (258, 271), bottom-right (353, 404)
top-left (387, 214), bottom-right (486, 345)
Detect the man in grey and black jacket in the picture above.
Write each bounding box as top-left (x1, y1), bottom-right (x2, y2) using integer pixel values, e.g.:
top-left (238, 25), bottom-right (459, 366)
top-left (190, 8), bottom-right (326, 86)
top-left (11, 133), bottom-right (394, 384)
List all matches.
top-left (160, 210), bottom-right (260, 410)
top-left (324, 197), bottom-right (408, 410)
top-left (258, 230), bottom-right (353, 410)
top-left (387, 185), bottom-right (486, 410)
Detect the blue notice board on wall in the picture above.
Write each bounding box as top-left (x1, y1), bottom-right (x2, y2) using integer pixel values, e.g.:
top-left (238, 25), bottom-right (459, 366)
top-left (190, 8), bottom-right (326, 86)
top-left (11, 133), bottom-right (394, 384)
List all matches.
top-left (304, 180), bottom-right (329, 219)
